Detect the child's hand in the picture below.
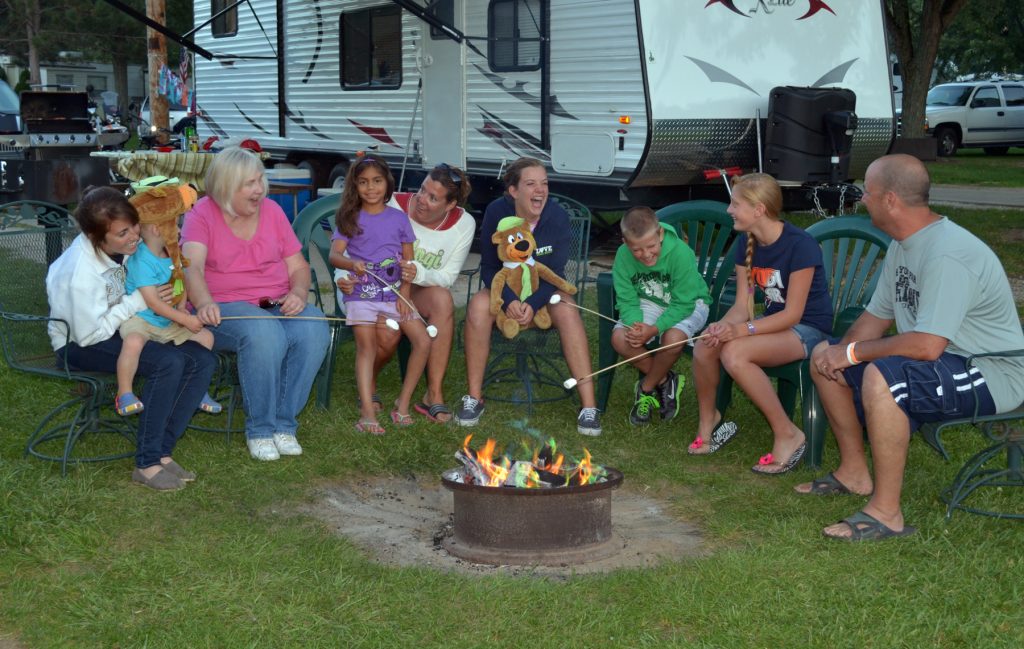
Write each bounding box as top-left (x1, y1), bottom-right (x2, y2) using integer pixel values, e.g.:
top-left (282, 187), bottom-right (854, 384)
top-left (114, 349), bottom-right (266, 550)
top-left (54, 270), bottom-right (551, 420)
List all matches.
top-left (396, 298), bottom-right (412, 317)
top-left (704, 321), bottom-right (734, 347)
top-left (336, 275), bottom-right (355, 294)
top-left (183, 314), bottom-right (204, 334)
top-left (352, 261), bottom-right (367, 276)
top-left (622, 321), bottom-right (647, 345)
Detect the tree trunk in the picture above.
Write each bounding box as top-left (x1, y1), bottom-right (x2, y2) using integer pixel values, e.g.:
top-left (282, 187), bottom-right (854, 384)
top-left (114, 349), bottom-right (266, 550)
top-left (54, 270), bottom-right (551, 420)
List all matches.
top-left (146, 0), bottom-right (169, 130)
top-left (24, 0), bottom-right (42, 87)
top-left (886, 0), bottom-right (970, 140)
top-left (112, 54), bottom-right (130, 122)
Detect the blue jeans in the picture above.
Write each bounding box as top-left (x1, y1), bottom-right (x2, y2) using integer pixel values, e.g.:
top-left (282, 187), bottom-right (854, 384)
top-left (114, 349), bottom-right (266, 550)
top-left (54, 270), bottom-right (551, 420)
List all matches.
top-left (58, 335), bottom-right (216, 469)
top-left (210, 301), bottom-right (329, 440)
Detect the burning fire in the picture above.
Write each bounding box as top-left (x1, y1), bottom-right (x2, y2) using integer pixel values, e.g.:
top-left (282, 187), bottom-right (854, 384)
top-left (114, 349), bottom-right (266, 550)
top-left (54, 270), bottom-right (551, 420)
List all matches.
top-left (455, 434), bottom-right (607, 488)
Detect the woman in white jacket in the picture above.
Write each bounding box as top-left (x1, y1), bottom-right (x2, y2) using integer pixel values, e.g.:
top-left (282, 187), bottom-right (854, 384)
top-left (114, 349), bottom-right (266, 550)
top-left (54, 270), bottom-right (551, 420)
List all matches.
top-left (46, 187), bottom-right (216, 491)
top-left (337, 163), bottom-right (474, 422)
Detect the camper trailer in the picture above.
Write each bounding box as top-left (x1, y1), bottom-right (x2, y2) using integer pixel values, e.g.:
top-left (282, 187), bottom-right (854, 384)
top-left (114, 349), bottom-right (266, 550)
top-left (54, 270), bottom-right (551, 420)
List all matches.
top-left (191, 0), bottom-right (895, 206)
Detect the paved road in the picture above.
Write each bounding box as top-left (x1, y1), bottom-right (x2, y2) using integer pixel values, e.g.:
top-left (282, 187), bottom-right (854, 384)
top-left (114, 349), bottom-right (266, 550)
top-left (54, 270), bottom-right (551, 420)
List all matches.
top-left (929, 184), bottom-right (1024, 209)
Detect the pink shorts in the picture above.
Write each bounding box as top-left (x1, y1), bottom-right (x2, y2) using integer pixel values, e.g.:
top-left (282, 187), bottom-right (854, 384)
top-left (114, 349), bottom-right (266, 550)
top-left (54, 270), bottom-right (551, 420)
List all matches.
top-left (344, 300), bottom-right (403, 324)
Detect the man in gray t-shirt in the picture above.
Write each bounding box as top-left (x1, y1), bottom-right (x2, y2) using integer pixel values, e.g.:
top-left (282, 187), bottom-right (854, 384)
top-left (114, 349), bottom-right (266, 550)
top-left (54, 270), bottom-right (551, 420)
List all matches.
top-left (796, 154), bottom-right (1024, 541)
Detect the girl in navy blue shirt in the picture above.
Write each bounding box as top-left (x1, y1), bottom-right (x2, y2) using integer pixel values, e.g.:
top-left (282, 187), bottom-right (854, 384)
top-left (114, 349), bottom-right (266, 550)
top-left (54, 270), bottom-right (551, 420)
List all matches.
top-left (690, 173), bottom-right (832, 475)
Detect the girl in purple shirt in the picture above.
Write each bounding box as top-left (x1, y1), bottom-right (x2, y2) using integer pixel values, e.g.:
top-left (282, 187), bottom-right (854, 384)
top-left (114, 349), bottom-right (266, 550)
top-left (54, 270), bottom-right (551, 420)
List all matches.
top-left (328, 155), bottom-right (430, 435)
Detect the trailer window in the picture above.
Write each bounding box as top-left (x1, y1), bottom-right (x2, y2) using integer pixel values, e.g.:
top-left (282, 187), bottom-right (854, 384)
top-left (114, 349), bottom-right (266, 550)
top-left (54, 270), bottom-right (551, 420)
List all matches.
top-left (488, 0), bottom-right (542, 72)
top-left (340, 6), bottom-right (403, 90)
top-left (211, 0), bottom-right (238, 38)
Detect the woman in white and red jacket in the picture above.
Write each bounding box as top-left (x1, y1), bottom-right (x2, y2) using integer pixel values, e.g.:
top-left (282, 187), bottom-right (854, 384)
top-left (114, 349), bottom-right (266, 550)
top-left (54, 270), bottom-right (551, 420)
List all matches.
top-left (337, 163), bottom-right (474, 423)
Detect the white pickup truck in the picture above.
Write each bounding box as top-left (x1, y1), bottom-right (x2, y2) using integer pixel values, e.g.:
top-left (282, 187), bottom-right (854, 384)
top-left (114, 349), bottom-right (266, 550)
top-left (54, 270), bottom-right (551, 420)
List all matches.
top-left (920, 80), bottom-right (1024, 156)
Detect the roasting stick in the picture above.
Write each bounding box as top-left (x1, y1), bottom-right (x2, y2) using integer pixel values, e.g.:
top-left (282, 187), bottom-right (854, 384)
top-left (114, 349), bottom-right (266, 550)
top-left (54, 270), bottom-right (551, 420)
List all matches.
top-left (219, 315), bottom-right (400, 330)
top-left (548, 294), bottom-right (624, 326)
top-left (562, 333), bottom-right (713, 389)
top-left (361, 267), bottom-right (439, 338)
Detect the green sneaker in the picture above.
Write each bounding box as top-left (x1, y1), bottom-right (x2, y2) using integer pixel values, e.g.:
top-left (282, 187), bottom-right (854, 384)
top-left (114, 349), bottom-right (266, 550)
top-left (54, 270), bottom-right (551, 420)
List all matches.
top-left (658, 370), bottom-right (684, 421)
top-left (629, 386), bottom-right (660, 426)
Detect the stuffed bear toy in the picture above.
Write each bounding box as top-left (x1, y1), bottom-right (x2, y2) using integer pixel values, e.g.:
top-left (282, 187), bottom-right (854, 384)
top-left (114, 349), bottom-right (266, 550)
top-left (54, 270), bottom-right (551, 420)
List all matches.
top-left (490, 215), bottom-right (577, 339)
top-left (128, 176), bottom-right (198, 307)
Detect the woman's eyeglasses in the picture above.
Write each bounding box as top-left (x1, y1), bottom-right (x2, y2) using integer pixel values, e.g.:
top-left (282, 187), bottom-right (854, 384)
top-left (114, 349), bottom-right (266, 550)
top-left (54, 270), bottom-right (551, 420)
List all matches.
top-left (434, 162), bottom-right (462, 187)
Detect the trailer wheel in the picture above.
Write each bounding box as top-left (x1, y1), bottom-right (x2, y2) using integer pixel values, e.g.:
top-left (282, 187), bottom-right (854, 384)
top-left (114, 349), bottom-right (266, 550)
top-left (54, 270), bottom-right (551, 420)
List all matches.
top-left (934, 127), bottom-right (959, 157)
top-left (327, 162), bottom-right (350, 189)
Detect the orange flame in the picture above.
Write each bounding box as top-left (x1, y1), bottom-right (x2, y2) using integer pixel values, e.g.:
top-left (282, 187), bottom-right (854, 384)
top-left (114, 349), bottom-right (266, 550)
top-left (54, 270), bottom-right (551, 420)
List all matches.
top-left (475, 438), bottom-right (509, 487)
top-left (577, 449), bottom-right (594, 485)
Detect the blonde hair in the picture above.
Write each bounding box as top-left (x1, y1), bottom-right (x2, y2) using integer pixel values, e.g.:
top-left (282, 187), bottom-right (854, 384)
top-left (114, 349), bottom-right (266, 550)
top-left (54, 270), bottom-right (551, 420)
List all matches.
top-left (203, 146), bottom-right (270, 217)
top-left (732, 173), bottom-right (782, 319)
top-left (620, 206), bottom-right (659, 241)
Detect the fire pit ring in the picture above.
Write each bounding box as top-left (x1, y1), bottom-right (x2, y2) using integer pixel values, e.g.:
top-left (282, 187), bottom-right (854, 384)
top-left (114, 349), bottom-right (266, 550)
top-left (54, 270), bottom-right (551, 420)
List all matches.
top-left (441, 467), bottom-right (624, 565)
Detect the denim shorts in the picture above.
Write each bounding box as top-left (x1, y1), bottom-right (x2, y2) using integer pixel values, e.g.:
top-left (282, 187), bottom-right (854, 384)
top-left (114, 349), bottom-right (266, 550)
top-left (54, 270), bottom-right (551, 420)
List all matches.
top-left (840, 352), bottom-right (997, 432)
top-left (791, 323), bottom-right (830, 359)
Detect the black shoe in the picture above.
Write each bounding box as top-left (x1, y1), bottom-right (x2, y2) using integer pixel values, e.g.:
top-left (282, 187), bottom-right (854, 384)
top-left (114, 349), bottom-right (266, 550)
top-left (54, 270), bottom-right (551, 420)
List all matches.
top-left (657, 370), bottom-right (684, 421)
top-left (629, 386), bottom-right (660, 426)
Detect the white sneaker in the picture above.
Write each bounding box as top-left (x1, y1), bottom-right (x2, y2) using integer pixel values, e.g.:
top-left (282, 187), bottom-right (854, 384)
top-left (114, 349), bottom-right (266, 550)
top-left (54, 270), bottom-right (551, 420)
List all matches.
top-left (247, 438), bottom-right (280, 461)
top-left (272, 433), bottom-right (303, 456)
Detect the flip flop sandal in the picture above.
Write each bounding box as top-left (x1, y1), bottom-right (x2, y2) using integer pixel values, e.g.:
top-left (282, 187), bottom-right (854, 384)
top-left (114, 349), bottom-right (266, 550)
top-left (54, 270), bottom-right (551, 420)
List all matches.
top-left (414, 401), bottom-right (452, 424)
top-left (823, 510), bottom-right (917, 542)
top-left (751, 442), bottom-right (806, 475)
top-left (798, 471), bottom-right (859, 496)
top-left (355, 419), bottom-right (386, 435)
top-left (390, 410), bottom-right (415, 427)
top-left (356, 393), bottom-right (383, 411)
top-left (688, 420), bottom-right (738, 455)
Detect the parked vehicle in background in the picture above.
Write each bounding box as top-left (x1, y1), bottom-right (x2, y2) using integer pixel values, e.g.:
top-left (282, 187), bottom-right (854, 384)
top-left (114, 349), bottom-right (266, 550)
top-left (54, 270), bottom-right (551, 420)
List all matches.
top-left (134, 96), bottom-right (191, 138)
top-left (919, 80), bottom-right (1024, 156)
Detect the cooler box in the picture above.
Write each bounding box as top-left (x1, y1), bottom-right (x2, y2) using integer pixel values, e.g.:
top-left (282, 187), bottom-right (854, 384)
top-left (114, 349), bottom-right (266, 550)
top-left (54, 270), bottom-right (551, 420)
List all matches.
top-left (266, 167), bottom-right (313, 221)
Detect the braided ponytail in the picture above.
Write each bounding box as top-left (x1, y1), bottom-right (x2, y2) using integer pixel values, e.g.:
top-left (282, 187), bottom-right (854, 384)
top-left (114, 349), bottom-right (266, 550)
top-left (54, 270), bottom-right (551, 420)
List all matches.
top-left (732, 172), bottom-right (783, 321)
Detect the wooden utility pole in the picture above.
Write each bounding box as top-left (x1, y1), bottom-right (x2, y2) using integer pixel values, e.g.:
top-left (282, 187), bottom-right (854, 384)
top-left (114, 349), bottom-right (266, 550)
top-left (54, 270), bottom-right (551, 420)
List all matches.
top-left (146, 0), bottom-right (169, 130)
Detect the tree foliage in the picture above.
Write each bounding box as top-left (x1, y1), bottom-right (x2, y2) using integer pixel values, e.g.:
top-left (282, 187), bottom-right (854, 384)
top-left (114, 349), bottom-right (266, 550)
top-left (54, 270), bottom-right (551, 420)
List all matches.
top-left (936, 0), bottom-right (1024, 81)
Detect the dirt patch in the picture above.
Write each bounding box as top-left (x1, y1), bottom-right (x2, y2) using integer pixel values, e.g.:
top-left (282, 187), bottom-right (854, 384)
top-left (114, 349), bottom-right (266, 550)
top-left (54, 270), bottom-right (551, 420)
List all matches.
top-left (300, 474), bottom-right (704, 578)
top-left (0, 631), bottom-right (26, 649)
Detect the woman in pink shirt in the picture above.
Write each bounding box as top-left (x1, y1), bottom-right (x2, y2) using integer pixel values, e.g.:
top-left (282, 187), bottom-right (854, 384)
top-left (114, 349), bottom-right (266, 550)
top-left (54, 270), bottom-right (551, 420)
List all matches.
top-left (182, 146), bottom-right (329, 461)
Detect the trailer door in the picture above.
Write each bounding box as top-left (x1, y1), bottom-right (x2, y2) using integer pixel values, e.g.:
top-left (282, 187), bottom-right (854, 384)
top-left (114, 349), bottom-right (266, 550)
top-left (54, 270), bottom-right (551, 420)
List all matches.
top-left (421, 0), bottom-right (466, 167)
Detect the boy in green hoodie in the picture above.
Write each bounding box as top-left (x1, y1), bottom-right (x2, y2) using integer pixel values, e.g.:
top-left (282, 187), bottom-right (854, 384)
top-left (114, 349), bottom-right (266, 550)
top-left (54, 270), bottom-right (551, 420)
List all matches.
top-left (612, 207), bottom-right (711, 425)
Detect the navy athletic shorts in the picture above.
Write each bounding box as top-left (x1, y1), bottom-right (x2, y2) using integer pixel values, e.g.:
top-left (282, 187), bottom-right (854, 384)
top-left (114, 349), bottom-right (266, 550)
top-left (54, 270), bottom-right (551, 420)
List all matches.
top-left (841, 353), bottom-right (997, 432)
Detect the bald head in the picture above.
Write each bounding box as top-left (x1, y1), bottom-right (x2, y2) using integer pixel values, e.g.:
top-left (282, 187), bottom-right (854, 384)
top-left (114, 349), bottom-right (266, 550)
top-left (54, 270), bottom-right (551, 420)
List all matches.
top-left (867, 154), bottom-right (930, 208)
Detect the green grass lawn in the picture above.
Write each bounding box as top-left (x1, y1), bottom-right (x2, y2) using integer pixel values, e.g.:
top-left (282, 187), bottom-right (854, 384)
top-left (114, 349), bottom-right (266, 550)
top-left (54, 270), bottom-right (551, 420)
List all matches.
top-left (925, 148), bottom-right (1024, 187)
top-left (2, 209), bottom-right (1024, 648)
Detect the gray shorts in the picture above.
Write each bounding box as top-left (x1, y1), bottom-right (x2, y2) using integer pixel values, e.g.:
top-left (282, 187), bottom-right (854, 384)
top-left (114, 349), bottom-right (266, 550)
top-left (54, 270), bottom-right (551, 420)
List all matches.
top-left (614, 299), bottom-right (710, 344)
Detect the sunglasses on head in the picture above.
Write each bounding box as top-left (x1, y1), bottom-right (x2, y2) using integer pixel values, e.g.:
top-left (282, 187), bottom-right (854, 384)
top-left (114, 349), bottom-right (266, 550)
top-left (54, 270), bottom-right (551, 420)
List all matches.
top-left (259, 296), bottom-right (282, 309)
top-left (434, 162), bottom-right (462, 187)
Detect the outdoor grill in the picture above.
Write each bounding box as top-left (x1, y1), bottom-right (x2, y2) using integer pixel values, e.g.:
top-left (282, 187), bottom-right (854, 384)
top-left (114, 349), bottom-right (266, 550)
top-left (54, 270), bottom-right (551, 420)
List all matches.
top-left (0, 90), bottom-right (110, 204)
